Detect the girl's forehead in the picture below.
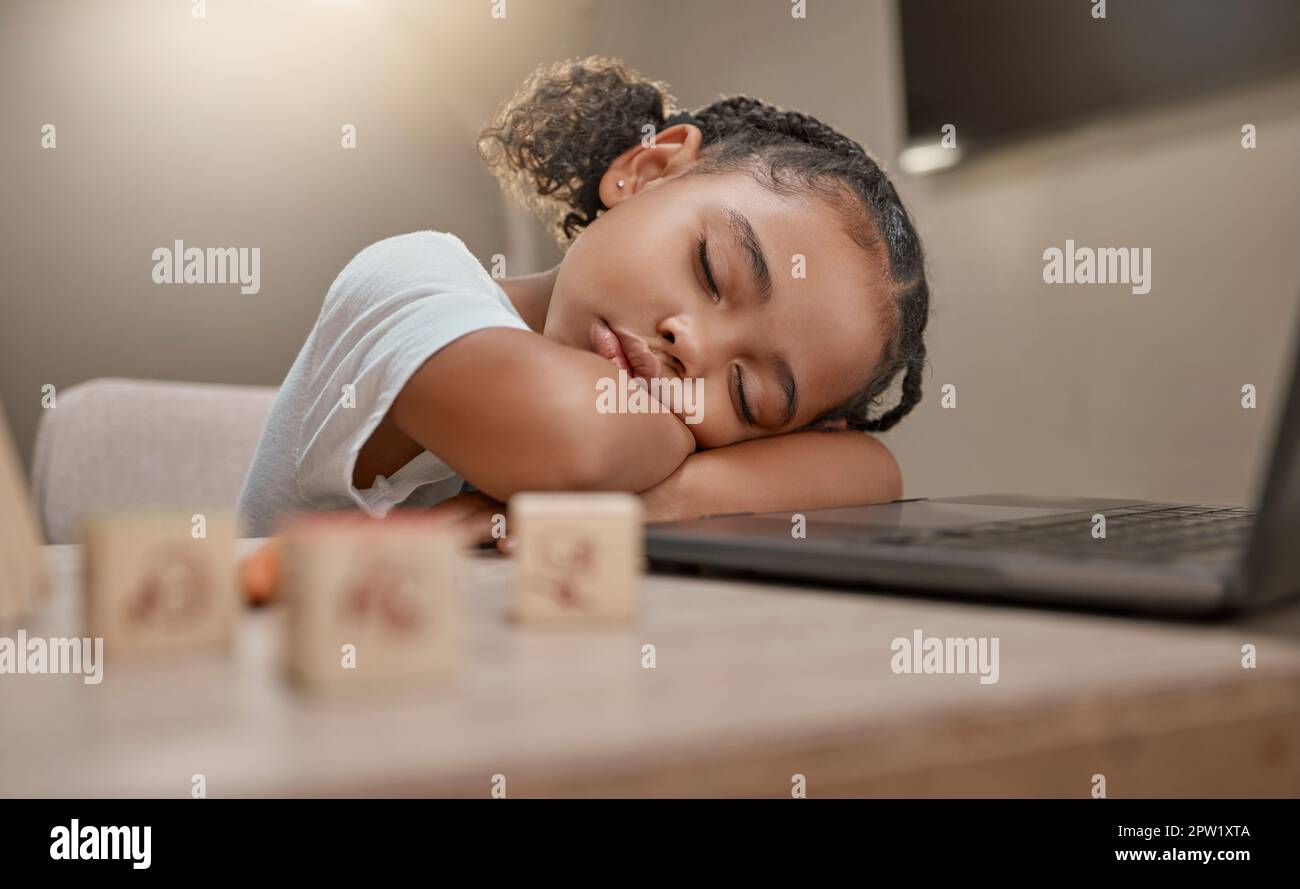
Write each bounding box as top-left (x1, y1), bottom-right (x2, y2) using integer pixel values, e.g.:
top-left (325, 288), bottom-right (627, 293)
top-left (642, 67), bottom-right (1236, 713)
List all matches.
top-left (687, 171), bottom-right (886, 268)
top-left (778, 274), bottom-right (890, 412)
top-left (686, 173), bottom-right (891, 306)
top-left (687, 180), bottom-right (891, 412)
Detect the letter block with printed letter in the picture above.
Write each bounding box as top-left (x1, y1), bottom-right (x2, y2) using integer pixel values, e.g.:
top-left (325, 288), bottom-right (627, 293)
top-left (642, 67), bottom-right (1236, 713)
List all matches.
top-left (281, 513), bottom-right (463, 691)
top-left (82, 511), bottom-right (237, 657)
top-left (510, 492), bottom-right (643, 623)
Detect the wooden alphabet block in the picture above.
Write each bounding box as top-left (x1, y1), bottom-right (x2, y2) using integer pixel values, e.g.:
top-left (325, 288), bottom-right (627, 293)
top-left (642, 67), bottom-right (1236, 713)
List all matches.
top-left (82, 511), bottom-right (237, 657)
top-left (509, 493), bottom-right (643, 623)
top-left (281, 513), bottom-right (463, 691)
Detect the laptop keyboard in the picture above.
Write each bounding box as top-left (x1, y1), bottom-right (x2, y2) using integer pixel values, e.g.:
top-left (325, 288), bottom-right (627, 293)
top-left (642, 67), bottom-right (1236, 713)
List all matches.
top-left (868, 504), bottom-right (1255, 562)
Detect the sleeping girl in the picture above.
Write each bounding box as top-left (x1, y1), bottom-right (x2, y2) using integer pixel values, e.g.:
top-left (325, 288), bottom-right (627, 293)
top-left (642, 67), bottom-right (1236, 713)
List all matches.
top-left (236, 57), bottom-right (931, 594)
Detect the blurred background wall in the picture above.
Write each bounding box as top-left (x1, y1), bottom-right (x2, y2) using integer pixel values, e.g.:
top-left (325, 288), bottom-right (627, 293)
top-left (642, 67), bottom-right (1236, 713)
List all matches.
top-left (0, 0), bottom-right (597, 469)
top-left (3, 0), bottom-right (1298, 505)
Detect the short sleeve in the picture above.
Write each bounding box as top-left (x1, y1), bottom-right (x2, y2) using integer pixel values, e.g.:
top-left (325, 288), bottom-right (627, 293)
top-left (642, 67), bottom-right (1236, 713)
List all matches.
top-left (292, 234), bottom-right (530, 515)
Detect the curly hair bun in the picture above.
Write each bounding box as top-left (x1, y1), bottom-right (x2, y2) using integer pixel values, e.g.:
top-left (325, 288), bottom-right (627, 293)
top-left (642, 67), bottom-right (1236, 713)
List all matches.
top-left (478, 56), bottom-right (680, 243)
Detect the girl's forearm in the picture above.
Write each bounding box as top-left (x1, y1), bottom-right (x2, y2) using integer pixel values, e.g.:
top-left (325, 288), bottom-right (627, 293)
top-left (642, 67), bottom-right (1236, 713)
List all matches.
top-left (641, 429), bottom-right (902, 522)
top-left (393, 328), bottom-right (694, 500)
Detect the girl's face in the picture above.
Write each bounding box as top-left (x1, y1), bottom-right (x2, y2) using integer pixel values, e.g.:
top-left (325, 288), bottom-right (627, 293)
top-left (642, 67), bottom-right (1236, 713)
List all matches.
top-left (545, 161), bottom-right (892, 449)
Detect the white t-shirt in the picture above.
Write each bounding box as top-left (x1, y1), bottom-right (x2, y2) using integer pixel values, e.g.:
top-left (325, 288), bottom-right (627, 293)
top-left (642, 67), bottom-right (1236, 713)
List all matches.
top-left (237, 231), bottom-right (531, 538)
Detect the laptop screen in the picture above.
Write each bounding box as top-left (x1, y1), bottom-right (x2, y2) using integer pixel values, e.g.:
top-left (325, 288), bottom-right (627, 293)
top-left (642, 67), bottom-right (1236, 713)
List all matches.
top-left (1241, 300), bottom-right (1300, 606)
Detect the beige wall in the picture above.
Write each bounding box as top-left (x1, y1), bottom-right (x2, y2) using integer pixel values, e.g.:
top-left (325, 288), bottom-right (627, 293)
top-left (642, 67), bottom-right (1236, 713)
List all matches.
top-left (4, 0), bottom-right (1297, 506)
top-left (0, 0), bottom-right (595, 469)
top-left (898, 71), bottom-right (1300, 505)
top-left (592, 0), bottom-right (1300, 505)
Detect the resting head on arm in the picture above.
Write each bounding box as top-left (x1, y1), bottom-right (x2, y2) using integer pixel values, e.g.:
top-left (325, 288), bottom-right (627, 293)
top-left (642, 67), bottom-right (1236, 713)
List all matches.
top-left (247, 59), bottom-right (936, 601)
top-left (363, 58), bottom-right (931, 504)
top-left (477, 57), bottom-right (931, 453)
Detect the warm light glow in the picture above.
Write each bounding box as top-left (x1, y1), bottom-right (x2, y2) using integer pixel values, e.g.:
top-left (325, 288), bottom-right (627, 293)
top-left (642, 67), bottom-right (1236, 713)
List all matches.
top-left (898, 141), bottom-right (962, 175)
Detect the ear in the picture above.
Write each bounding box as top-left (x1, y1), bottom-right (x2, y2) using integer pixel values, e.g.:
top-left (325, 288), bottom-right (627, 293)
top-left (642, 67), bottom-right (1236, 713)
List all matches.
top-left (598, 123), bottom-right (703, 210)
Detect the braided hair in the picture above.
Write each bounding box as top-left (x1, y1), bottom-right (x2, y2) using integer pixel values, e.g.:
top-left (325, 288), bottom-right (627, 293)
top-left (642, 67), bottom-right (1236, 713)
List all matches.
top-left (478, 56), bottom-right (929, 433)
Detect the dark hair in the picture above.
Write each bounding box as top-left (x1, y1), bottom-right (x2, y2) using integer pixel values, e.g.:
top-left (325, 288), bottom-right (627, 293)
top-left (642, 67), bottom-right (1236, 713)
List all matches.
top-left (478, 56), bottom-right (929, 433)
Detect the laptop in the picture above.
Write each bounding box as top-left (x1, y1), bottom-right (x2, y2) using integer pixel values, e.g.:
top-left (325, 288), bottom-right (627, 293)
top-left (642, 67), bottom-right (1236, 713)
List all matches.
top-left (645, 311), bottom-right (1300, 616)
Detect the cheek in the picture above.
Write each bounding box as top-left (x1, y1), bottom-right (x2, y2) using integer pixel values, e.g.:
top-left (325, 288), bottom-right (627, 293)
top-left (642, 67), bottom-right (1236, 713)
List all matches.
top-left (545, 259), bottom-right (597, 343)
top-left (552, 236), bottom-right (637, 328)
top-left (581, 210), bottom-right (683, 309)
top-left (681, 375), bottom-right (751, 449)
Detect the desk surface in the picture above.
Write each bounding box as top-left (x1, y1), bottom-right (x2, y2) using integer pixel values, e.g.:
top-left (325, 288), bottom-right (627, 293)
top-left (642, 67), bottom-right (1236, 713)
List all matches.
top-left (3, 543), bottom-right (1299, 797)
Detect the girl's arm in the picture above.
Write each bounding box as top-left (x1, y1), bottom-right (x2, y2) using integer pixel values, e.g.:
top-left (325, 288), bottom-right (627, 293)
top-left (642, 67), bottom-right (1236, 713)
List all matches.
top-left (238, 429), bottom-right (899, 605)
top-left (392, 327), bottom-right (695, 501)
top-left (639, 429), bottom-right (902, 523)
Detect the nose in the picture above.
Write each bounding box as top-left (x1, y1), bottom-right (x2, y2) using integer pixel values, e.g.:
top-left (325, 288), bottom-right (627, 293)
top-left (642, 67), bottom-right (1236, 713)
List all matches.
top-left (657, 311), bottom-right (738, 379)
top-left (657, 313), bottom-right (696, 376)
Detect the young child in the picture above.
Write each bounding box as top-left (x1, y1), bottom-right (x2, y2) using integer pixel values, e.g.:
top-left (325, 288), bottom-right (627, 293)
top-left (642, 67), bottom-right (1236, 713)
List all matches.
top-left (236, 57), bottom-right (930, 596)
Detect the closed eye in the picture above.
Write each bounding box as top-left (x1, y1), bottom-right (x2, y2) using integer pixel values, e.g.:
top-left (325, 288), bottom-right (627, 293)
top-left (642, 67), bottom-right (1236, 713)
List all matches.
top-left (697, 235), bottom-right (720, 302)
top-left (733, 365), bottom-right (756, 426)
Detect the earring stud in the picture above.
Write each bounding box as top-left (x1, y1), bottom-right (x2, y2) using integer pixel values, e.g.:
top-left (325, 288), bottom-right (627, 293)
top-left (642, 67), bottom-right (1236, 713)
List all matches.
top-left (617, 179), bottom-right (625, 189)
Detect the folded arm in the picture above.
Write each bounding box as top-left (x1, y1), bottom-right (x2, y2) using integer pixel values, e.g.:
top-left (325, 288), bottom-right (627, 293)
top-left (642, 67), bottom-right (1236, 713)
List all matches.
top-left (639, 429), bottom-right (902, 522)
top-left (241, 422), bottom-right (900, 604)
top-left (392, 327), bottom-right (696, 501)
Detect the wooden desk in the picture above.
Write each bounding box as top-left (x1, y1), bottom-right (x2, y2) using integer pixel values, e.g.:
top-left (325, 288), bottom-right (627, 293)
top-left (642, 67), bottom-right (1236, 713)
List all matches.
top-left (2, 543), bottom-right (1298, 797)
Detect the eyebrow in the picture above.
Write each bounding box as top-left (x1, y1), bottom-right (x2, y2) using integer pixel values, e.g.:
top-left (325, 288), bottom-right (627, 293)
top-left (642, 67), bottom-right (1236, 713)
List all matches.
top-left (723, 205), bottom-right (773, 303)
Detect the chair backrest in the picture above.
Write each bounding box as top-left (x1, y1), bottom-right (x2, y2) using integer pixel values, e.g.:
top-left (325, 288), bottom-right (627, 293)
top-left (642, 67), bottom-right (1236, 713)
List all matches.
top-left (0, 395), bottom-right (48, 618)
top-left (32, 378), bottom-right (277, 544)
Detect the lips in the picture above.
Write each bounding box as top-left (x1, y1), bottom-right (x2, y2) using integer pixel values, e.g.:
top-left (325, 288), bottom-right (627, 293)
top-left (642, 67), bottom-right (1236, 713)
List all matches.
top-left (589, 319), bottom-right (660, 381)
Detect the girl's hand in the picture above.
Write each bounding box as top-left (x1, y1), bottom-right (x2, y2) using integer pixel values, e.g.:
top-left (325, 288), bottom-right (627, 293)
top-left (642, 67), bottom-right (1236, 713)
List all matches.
top-left (240, 481), bottom-right (688, 607)
top-left (427, 485), bottom-right (684, 554)
top-left (423, 490), bottom-right (511, 550)
top-left (238, 493), bottom-right (509, 605)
